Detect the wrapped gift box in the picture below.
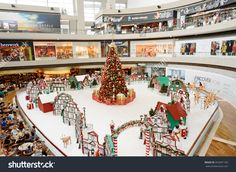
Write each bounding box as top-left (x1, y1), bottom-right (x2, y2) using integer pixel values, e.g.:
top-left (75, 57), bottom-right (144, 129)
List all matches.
top-left (116, 93), bottom-right (126, 105)
top-left (128, 89), bottom-right (135, 101)
top-left (128, 89), bottom-right (135, 97)
top-left (92, 90), bottom-right (99, 100)
top-left (93, 89), bottom-right (99, 96)
top-left (105, 99), bottom-right (112, 105)
top-left (25, 95), bottom-right (29, 100)
top-left (27, 102), bottom-right (34, 110)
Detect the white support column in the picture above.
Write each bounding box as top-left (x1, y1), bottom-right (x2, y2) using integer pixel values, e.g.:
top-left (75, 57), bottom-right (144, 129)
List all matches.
top-left (73, 0), bottom-right (85, 34)
top-left (106, 0), bottom-right (116, 10)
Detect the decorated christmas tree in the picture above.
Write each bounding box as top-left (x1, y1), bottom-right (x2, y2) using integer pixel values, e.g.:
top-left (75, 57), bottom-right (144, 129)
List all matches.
top-left (99, 43), bottom-right (128, 101)
top-left (92, 42), bottom-right (135, 105)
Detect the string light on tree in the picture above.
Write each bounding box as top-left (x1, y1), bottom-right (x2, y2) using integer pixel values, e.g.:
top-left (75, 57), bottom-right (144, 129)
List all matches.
top-left (92, 42), bottom-right (136, 105)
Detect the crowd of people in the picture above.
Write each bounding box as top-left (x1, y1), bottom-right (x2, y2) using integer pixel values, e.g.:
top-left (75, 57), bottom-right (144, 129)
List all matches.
top-left (0, 97), bottom-right (51, 156)
top-left (0, 73), bottom-right (53, 157)
top-left (184, 7), bottom-right (236, 29)
top-left (0, 73), bottom-right (39, 91)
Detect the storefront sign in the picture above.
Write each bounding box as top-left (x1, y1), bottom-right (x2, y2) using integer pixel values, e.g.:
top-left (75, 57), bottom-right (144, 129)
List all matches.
top-left (101, 10), bottom-right (174, 24)
top-left (0, 41), bottom-right (34, 61)
top-left (194, 76), bottom-right (211, 83)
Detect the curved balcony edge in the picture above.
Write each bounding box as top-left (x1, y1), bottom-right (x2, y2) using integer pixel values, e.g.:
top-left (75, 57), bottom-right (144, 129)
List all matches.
top-left (0, 19), bottom-right (235, 41)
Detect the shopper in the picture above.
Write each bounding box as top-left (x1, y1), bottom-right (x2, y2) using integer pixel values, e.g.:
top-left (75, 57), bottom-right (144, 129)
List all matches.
top-left (18, 121), bottom-right (24, 131)
top-left (1, 118), bottom-right (7, 130)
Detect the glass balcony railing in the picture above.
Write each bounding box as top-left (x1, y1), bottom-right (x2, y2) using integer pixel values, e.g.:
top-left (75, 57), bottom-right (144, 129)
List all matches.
top-left (0, 8), bottom-right (235, 36)
top-left (1, 51), bottom-right (235, 64)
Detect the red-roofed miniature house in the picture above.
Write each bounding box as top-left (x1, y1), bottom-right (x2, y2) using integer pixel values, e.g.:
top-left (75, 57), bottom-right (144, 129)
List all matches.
top-left (155, 102), bottom-right (168, 113)
top-left (166, 102), bottom-right (187, 130)
top-left (155, 101), bottom-right (187, 130)
top-left (38, 93), bottom-right (57, 113)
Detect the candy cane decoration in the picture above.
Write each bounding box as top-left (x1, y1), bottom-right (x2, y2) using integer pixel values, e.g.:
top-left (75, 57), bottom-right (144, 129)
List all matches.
top-left (145, 129), bottom-right (150, 156)
top-left (113, 135), bottom-right (118, 156)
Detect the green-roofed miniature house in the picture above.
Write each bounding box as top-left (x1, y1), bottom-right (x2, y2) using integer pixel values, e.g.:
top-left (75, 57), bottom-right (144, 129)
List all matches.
top-left (157, 76), bottom-right (170, 93)
top-left (69, 76), bottom-right (78, 89)
top-left (149, 75), bottom-right (170, 93)
top-left (168, 79), bottom-right (188, 94)
top-left (167, 79), bottom-right (189, 99)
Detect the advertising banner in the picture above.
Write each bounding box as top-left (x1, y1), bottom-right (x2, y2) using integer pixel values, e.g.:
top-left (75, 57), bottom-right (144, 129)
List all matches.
top-left (134, 42), bottom-right (174, 57)
top-left (0, 41), bottom-right (34, 62)
top-left (56, 42), bottom-right (73, 59)
top-left (221, 40), bottom-right (236, 56)
top-left (101, 41), bottom-right (129, 57)
top-left (176, 35), bottom-right (236, 57)
top-left (34, 42), bottom-right (56, 60)
top-left (0, 10), bottom-right (60, 33)
top-left (102, 10), bottom-right (174, 24)
top-left (180, 0), bottom-right (236, 16)
top-left (180, 43), bottom-right (196, 55)
top-left (211, 41), bottom-right (220, 55)
top-left (74, 42), bottom-right (101, 58)
top-left (136, 44), bottom-right (157, 57)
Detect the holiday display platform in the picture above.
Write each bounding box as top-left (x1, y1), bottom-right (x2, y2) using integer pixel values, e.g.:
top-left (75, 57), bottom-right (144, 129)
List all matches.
top-left (16, 83), bottom-right (219, 156)
top-left (92, 43), bottom-right (135, 105)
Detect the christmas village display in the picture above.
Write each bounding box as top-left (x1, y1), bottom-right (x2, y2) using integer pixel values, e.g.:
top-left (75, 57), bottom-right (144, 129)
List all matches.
top-left (20, 44), bottom-right (219, 157)
top-left (75, 112), bottom-right (115, 156)
top-left (25, 73), bottom-right (99, 111)
top-left (92, 43), bottom-right (136, 105)
top-left (22, 67), bottom-right (219, 157)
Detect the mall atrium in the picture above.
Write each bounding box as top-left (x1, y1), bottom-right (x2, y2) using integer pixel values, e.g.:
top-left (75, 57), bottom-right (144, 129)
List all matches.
top-left (0, 0), bottom-right (236, 157)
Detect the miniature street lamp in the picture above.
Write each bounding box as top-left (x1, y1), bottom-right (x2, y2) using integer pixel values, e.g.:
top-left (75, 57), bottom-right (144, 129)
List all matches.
top-left (83, 107), bottom-right (87, 128)
top-left (140, 115), bottom-right (143, 122)
top-left (91, 148), bottom-right (95, 156)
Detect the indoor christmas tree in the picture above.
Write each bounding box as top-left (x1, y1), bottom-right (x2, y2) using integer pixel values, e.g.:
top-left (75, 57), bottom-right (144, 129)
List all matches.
top-left (92, 42), bottom-right (135, 105)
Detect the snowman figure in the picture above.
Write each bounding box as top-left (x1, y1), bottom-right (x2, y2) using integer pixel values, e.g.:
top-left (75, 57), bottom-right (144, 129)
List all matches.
top-left (172, 125), bottom-right (180, 141)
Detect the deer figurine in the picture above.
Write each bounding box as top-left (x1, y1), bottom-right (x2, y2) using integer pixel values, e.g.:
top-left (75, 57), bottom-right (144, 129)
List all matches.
top-left (61, 135), bottom-right (72, 148)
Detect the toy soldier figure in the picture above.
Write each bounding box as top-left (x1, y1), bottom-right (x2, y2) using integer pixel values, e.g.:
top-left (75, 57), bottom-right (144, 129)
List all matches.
top-left (185, 98), bottom-right (190, 112)
top-left (110, 120), bottom-right (115, 134)
top-left (91, 148), bottom-right (95, 156)
top-left (95, 145), bottom-right (100, 157)
top-left (139, 127), bottom-right (143, 139)
top-left (179, 120), bottom-right (188, 139)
